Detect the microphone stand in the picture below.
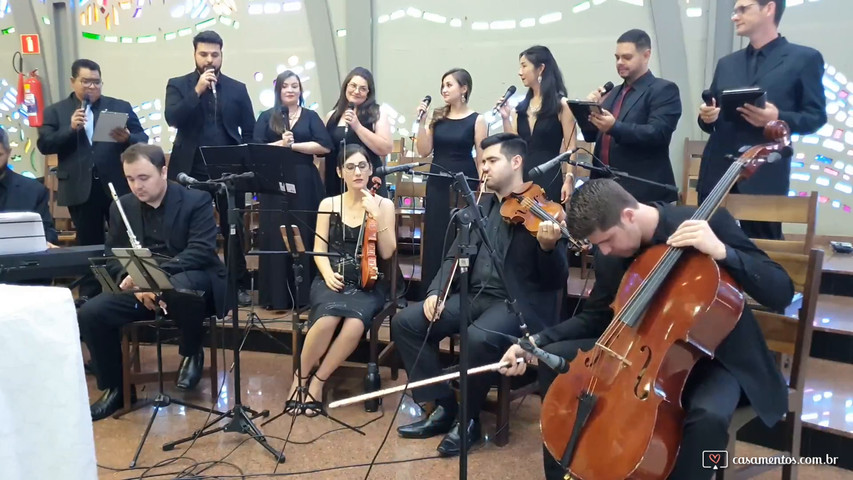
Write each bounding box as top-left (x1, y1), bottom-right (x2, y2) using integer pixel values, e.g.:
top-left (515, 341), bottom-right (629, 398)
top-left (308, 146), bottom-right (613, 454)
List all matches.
top-left (558, 147), bottom-right (680, 195)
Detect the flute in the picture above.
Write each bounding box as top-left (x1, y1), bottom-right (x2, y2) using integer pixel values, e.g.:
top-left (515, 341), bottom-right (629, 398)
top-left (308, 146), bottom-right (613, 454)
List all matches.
top-left (108, 182), bottom-right (142, 249)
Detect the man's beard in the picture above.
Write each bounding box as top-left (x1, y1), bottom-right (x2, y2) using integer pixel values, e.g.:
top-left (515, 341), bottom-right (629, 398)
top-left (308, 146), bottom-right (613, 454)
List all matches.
top-left (196, 64), bottom-right (220, 76)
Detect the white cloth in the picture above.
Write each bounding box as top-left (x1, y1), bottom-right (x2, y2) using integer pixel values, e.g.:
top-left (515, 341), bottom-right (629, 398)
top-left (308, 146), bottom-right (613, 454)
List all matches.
top-left (0, 285), bottom-right (97, 480)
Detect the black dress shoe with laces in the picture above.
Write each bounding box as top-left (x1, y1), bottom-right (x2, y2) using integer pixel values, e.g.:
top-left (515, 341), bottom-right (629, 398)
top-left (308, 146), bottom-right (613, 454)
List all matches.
top-left (436, 418), bottom-right (482, 457)
top-left (176, 351), bottom-right (204, 390)
top-left (90, 386), bottom-right (136, 421)
top-left (397, 404), bottom-right (457, 439)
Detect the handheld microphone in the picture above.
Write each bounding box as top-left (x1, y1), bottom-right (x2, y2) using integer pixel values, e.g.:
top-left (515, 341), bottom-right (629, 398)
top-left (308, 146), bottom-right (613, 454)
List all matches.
top-left (374, 162), bottom-right (427, 176)
top-left (602, 81), bottom-right (615, 95)
top-left (280, 105), bottom-right (291, 131)
top-left (415, 95), bottom-right (432, 124)
top-left (492, 85), bottom-right (517, 115)
top-left (528, 148), bottom-right (579, 177)
top-left (344, 101), bottom-right (355, 134)
top-left (81, 93), bottom-right (91, 111)
top-left (206, 67), bottom-right (217, 100)
top-left (702, 89), bottom-right (714, 106)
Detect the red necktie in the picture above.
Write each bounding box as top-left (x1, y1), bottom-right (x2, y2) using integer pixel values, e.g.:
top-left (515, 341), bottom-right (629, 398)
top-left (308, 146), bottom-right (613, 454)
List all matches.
top-left (599, 85), bottom-right (632, 166)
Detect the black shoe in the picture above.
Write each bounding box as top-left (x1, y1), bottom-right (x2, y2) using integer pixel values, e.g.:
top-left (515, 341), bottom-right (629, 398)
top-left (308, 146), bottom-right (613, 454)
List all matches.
top-left (176, 351), bottom-right (204, 390)
top-left (436, 418), bottom-right (482, 457)
top-left (90, 386), bottom-right (136, 421)
top-left (237, 290), bottom-right (252, 307)
top-left (397, 404), bottom-right (457, 439)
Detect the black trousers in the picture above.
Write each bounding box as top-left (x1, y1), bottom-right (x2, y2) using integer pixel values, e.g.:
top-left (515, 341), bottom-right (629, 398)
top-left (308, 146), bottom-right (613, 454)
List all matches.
top-left (539, 340), bottom-right (743, 480)
top-left (77, 270), bottom-right (211, 390)
top-left (391, 293), bottom-right (520, 419)
top-left (212, 189), bottom-right (250, 289)
top-left (68, 177), bottom-right (112, 298)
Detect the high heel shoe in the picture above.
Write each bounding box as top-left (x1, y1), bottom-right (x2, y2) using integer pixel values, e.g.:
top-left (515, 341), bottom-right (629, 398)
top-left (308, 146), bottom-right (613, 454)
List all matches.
top-left (303, 374), bottom-right (328, 418)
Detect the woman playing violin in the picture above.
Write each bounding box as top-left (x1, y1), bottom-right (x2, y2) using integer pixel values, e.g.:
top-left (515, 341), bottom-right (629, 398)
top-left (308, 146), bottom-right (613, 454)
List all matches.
top-left (285, 145), bottom-right (396, 415)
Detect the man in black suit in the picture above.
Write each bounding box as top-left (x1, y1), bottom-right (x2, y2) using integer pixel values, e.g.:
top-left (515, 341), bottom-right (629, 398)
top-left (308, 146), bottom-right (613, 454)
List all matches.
top-left (393, 133), bottom-right (568, 456)
top-left (36, 59), bottom-right (147, 296)
top-left (0, 128), bottom-right (58, 244)
top-left (165, 30), bottom-right (254, 304)
top-left (78, 144), bottom-right (226, 420)
top-left (698, 0), bottom-right (826, 240)
top-left (500, 179), bottom-right (793, 480)
top-left (581, 29), bottom-right (681, 204)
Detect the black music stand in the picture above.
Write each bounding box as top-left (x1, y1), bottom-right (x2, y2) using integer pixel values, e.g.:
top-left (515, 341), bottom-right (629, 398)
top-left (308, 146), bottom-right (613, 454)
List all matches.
top-left (93, 248), bottom-right (224, 468)
top-left (161, 144), bottom-right (283, 462)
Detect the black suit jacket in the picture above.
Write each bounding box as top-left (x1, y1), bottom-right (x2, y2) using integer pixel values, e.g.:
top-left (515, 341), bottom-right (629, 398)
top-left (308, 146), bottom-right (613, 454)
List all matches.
top-left (105, 182), bottom-right (226, 315)
top-left (536, 204), bottom-right (792, 427)
top-left (0, 170), bottom-right (58, 243)
top-left (164, 72), bottom-right (255, 179)
top-left (427, 194), bottom-right (569, 334)
top-left (698, 37), bottom-right (826, 197)
top-left (36, 94), bottom-right (147, 206)
top-left (582, 71), bottom-right (681, 204)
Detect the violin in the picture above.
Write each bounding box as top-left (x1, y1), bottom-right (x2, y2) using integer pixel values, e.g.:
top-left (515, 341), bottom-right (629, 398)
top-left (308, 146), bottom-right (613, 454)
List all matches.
top-left (540, 120), bottom-right (792, 480)
top-left (360, 177), bottom-right (382, 290)
top-left (500, 181), bottom-right (588, 253)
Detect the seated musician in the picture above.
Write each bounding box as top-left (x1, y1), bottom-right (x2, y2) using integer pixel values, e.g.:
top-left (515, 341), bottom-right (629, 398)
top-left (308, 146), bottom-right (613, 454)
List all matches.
top-left (284, 144), bottom-right (396, 415)
top-left (78, 144), bottom-right (226, 420)
top-left (393, 133), bottom-right (568, 456)
top-left (0, 128), bottom-right (58, 246)
top-left (500, 178), bottom-right (793, 480)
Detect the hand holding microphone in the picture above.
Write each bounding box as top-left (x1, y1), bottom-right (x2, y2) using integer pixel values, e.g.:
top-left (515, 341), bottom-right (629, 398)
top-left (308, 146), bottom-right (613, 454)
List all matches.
top-left (71, 94), bottom-right (89, 130)
top-left (699, 89), bottom-right (720, 124)
top-left (586, 81), bottom-right (615, 103)
top-left (415, 95), bottom-right (432, 124)
top-left (344, 102), bottom-right (357, 134)
top-left (493, 85), bottom-right (517, 119)
top-left (196, 67), bottom-right (218, 97)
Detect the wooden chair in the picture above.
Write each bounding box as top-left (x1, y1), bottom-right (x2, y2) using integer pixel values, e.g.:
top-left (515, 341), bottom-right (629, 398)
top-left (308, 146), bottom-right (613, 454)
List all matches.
top-left (43, 154), bottom-right (76, 245)
top-left (113, 314), bottom-right (221, 418)
top-left (720, 192), bottom-right (818, 254)
top-left (681, 139), bottom-right (707, 206)
top-left (716, 248), bottom-right (823, 480)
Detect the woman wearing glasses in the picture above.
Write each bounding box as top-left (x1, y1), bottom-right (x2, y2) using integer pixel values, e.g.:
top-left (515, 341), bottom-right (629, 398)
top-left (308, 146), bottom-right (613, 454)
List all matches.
top-left (322, 67), bottom-right (393, 197)
top-left (253, 70), bottom-right (333, 310)
top-left (285, 145), bottom-right (396, 415)
top-left (413, 68), bottom-right (487, 296)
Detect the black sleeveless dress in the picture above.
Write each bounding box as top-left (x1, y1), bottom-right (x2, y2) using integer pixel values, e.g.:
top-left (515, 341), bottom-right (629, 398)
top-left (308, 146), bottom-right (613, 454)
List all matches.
top-left (308, 213), bottom-right (389, 328)
top-left (421, 113), bottom-right (479, 293)
top-left (516, 99), bottom-right (564, 202)
top-left (324, 120), bottom-right (388, 197)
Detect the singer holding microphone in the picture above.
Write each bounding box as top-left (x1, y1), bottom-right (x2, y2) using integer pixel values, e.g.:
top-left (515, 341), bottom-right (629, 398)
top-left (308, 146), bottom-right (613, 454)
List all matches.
top-left (37, 58), bottom-right (147, 299)
top-left (581, 29), bottom-right (681, 204)
top-left (322, 67), bottom-right (393, 197)
top-left (414, 68), bottom-right (488, 297)
top-left (498, 46), bottom-right (577, 204)
top-left (253, 71), bottom-right (333, 310)
top-left (165, 30), bottom-right (256, 305)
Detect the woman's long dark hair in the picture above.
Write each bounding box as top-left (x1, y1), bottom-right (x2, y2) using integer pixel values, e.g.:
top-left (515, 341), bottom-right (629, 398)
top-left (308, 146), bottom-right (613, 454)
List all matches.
top-left (269, 70), bottom-right (304, 135)
top-left (518, 45), bottom-right (567, 118)
top-left (328, 67), bottom-right (380, 129)
top-left (430, 68), bottom-right (473, 129)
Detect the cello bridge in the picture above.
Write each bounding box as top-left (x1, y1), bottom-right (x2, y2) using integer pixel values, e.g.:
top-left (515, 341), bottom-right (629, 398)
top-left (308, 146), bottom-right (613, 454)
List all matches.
top-left (593, 343), bottom-right (633, 367)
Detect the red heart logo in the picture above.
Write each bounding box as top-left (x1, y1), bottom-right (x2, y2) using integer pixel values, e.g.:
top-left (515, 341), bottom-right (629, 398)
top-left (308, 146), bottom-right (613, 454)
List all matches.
top-left (709, 454), bottom-right (721, 464)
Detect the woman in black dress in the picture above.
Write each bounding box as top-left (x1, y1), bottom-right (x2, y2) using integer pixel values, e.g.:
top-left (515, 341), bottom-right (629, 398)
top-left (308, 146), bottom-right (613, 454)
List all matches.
top-left (285, 145), bottom-right (397, 414)
top-left (499, 45), bottom-right (577, 204)
top-left (322, 67), bottom-right (393, 197)
top-left (254, 70), bottom-right (332, 310)
top-left (414, 68), bottom-right (487, 295)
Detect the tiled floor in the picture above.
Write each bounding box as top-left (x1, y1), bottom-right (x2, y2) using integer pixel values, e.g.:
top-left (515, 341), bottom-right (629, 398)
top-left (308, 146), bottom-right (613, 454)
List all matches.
top-left (90, 347), bottom-right (852, 479)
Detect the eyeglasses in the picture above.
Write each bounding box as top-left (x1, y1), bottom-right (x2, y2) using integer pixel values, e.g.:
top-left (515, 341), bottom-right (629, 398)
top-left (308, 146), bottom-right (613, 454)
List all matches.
top-left (79, 78), bottom-right (103, 87)
top-left (347, 83), bottom-right (369, 94)
top-left (732, 3), bottom-right (758, 17)
top-left (342, 162), bottom-right (369, 172)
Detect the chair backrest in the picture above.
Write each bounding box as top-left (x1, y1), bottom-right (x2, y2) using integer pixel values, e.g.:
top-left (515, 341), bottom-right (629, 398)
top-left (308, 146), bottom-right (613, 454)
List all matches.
top-left (681, 139), bottom-right (706, 205)
top-left (720, 191), bottom-right (818, 254)
top-left (753, 248), bottom-right (823, 395)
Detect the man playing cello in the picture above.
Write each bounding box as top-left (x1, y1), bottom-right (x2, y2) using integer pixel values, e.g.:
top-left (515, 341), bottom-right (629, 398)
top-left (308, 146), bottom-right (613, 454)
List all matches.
top-left (501, 178), bottom-right (793, 480)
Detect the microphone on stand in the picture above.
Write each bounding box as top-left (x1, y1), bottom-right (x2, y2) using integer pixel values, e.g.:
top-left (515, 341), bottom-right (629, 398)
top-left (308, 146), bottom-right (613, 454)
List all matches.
top-left (492, 85), bottom-right (517, 116)
top-left (374, 162), bottom-right (427, 176)
top-left (177, 172), bottom-right (204, 186)
top-left (411, 95), bottom-right (432, 133)
top-left (344, 101), bottom-right (355, 135)
top-left (527, 148), bottom-right (580, 177)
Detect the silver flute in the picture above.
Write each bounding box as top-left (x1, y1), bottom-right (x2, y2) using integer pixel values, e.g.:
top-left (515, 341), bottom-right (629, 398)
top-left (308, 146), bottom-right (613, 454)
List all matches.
top-left (107, 182), bottom-right (142, 249)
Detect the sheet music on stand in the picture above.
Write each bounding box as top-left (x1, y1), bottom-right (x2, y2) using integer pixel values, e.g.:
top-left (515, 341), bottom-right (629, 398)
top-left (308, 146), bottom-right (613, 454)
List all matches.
top-left (200, 143), bottom-right (306, 195)
top-left (89, 247), bottom-right (174, 299)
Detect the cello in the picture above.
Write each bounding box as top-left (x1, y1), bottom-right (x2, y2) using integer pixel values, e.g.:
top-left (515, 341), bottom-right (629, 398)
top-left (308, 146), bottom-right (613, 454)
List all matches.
top-left (540, 120), bottom-right (792, 480)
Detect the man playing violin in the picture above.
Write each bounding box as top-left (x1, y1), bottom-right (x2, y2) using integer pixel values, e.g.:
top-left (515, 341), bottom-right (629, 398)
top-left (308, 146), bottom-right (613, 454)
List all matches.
top-left (500, 178), bottom-right (793, 480)
top-left (392, 133), bottom-right (569, 456)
